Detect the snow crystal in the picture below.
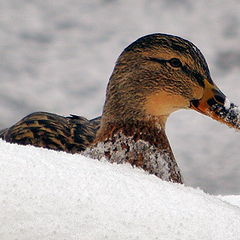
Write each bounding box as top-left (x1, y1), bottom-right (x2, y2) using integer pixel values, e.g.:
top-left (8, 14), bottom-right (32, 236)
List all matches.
top-left (224, 98), bottom-right (231, 110)
top-left (211, 101), bottom-right (240, 129)
top-left (84, 131), bottom-right (182, 182)
top-left (0, 140), bottom-right (240, 239)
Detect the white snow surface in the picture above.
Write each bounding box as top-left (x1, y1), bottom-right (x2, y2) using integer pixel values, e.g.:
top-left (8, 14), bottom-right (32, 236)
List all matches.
top-left (0, 140), bottom-right (240, 240)
top-left (1, 0), bottom-right (240, 194)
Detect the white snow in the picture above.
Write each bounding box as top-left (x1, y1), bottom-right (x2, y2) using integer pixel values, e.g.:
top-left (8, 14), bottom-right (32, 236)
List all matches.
top-left (0, 140), bottom-right (240, 240)
top-left (224, 98), bottom-right (231, 110)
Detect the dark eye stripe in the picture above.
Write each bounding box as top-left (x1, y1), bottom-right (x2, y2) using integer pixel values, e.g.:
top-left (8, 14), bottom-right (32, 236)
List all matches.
top-left (192, 72), bottom-right (205, 87)
top-left (148, 57), bottom-right (166, 64)
top-left (181, 66), bottom-right (205, 87)
top-left (148, 57), bottom-right (205, 88)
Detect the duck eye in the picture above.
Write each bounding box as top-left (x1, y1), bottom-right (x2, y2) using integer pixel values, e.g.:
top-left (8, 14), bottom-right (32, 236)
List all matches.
top-left (169, 58), bottom-right (182, 68)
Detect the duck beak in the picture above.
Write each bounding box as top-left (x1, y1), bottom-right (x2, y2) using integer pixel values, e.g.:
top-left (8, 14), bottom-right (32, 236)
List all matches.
top-left (190, 79), bottom-right (240, 130)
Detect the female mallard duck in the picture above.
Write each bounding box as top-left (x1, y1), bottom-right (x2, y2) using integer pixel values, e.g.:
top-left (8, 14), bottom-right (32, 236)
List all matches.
top-left (0, 113), bottom-right (101, 153)
top-left (1, 33), bottom-right (239, 183)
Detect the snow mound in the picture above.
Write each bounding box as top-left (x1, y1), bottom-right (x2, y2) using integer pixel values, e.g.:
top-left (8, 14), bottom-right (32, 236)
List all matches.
top-left (0, 140), bottom-right (240, 240)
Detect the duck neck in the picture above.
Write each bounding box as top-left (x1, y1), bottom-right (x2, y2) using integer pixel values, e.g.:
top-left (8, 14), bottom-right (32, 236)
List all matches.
top-left (84, 119), bottom-right (183, 183)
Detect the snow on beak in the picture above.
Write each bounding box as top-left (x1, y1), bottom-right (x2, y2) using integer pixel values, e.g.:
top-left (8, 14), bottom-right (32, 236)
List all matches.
top-left (190, 79), bottom-right (240, 130)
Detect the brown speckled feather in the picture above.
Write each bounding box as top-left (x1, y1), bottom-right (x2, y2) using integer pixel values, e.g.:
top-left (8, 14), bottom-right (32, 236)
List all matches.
top-left (0, 112), bottom-right (101, 153)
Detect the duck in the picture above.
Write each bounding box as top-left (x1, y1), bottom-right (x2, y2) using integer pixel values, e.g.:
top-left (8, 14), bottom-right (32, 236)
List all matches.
top-left (1, 33), bottom-right (239, 183)
top-left (0, 112), bottom-right (101, 153)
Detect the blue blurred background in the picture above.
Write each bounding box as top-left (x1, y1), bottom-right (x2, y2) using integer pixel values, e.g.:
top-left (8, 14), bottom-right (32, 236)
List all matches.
top-left (1, 0), bottom-right (240, 194)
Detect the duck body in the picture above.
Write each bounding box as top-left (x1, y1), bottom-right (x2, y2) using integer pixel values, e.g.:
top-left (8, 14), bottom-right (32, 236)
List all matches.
top-left (0, 112), bottom-right (101, 153)
top-left (84, 120), bottom-right (182, 183)
top-left (1, 33), bottom-right (239, 183)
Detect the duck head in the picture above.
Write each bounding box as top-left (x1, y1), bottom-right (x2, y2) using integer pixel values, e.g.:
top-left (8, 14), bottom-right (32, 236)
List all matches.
top-left (98, 33), bottom-right (239, 136)
top-left (89, 33), bottom-right (239, 183)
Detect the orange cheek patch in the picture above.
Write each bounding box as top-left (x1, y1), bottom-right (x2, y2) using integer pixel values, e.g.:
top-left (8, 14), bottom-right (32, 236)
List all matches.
top-left (144, 91), bottom-right (189, 116)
